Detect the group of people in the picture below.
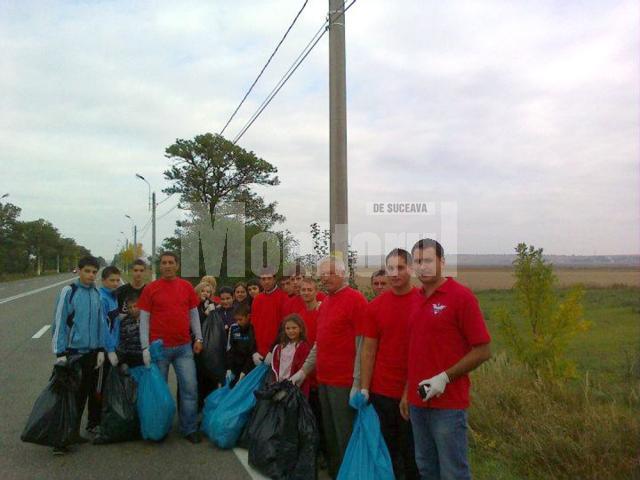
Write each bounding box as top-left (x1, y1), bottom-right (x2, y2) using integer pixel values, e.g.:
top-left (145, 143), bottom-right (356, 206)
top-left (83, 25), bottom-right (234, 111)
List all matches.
top-left (50, 238), bottom-right (492, 480)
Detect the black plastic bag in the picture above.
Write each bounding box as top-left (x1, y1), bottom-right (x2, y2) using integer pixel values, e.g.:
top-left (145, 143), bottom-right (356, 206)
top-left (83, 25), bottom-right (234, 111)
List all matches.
top-left (247, 381), bottom-right (318, 479)
top-left (21, 360), bottom-right (81, 448)
top-left (197, 311), bottom-right (227, 382)
top-left (94, 365), bottom-right (140, 444)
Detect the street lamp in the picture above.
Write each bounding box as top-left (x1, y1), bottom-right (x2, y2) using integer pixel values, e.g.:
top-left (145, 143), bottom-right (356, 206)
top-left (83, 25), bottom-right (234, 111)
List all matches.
top-left (125, 214), bottom-right (136, 254)
top-left (1, 193), bottom-right (8, 199)
top-left (135, 174), bottom-right (151, 212)
top-left (135, 173), bottom-right (156, 280)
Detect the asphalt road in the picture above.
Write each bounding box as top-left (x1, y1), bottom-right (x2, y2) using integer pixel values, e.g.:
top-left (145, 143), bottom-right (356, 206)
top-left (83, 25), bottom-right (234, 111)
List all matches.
top-left (0, 274), bottom-right (261, 480)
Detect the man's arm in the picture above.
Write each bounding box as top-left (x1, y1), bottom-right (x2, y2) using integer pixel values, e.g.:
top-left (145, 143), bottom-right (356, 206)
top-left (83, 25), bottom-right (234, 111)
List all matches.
top-left (445, 343), bottom-right (491, 381)
top-left (190, 307), bottom-right (203, 354)
top-left (359, 337), bottom-right (378, 391)
top-left (51, 287), bottom-right (71, 356)
top-left (139, 310), bottom-right (150, 349)
top-left (301, 342), bottom-right (317, 374)
top-left (352, 335), bottom-right (363, 389)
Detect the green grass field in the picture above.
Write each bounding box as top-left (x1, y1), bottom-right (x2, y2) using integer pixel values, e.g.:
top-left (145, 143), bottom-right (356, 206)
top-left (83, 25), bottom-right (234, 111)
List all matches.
top-left (468, 286), bottom-right (640, 479)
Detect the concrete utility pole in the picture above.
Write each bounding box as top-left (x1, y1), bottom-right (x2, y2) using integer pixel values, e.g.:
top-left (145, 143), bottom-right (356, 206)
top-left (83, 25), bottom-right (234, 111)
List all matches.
top-left (151, 192), bottom-right (157, 280)
top-left (328, 0), bottom-right (349, 259)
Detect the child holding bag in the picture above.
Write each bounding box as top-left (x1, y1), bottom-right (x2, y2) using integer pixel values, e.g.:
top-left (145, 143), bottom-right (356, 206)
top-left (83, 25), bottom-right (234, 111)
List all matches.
top-left (269, 314), bottom-right (312, 397)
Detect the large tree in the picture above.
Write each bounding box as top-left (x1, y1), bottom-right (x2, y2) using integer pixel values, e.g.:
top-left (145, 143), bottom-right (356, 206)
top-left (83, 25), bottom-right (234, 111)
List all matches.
top-left (163, 133), bottom-right (284, 229)
top-left (161, 133), bottom-right (293, 280)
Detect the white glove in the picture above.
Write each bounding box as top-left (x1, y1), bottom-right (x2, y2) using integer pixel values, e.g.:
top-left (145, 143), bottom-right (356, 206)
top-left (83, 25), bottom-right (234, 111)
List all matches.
top-left (142, 348), bottom-right (151, 367)
top-left (108, 352), bottom-right (119, 367)
top-left (96, 351), bottom-right (105, 369)
top-left (55, 356), bottom-right (67, 365)
top-left (418, 372), bottom-right (450, 402)
top-left (349, 386), bottom-right (359, 399)
top-left (264, 352), bottom-right (273, 366)
top-left (252, 352), bottom-right (264, 366)
top-left (225, 370), bottom-right (233, 382)
top-left (289, 369), bottom-right (306, 386)
top-left (360, 388), bottom-right (370, 402)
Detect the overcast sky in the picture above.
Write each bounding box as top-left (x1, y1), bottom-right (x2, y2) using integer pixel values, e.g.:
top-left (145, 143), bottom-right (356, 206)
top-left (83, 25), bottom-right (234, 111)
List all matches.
top-left (1, 0), bottom-right (638, 260)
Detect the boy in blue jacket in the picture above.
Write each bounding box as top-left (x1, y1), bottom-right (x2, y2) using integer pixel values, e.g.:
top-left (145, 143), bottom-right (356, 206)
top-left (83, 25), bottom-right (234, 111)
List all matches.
top-left (51, 256), bottom-right (106, 454)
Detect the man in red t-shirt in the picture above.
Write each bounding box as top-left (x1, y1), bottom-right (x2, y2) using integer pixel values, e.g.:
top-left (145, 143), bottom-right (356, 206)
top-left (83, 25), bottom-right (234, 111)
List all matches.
top-left (360, 248), bottom-right (420, 480)
top-left (291, 256), bottom-right (367, 479)
top-left (250, 267), bottom-right (288, 362)
top-left (138, 252), bottom-right (203, 444)
top-left (400, 239), bottom-right (491, 480)
top-left (370, 268), bottom-right (389, 298)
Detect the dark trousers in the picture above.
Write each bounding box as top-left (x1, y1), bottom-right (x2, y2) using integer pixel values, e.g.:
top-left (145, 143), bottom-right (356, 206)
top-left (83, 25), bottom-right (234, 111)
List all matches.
top-left (318, 384), bottom-right (354, 479)
top-left (196, 365), bottom-right (219, 411)
top-left (371, 392), bottom-right (420, 480)
top-left (309, 387), bottom-right (327, 459)
top-left (76, 352), bottom-right (103, 430)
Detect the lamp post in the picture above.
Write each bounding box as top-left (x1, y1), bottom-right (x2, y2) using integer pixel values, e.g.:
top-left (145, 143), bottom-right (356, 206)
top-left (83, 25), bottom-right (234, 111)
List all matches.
top-left (125, 214), bottom-right (137, 257)
top-left (135, 174), bottom-right (156, 280)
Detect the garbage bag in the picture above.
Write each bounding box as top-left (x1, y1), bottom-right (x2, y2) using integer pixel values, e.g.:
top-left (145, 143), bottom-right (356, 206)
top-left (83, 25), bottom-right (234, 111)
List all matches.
top-left (201, 372), bottom-right (234, 440)
top-left (131, 340), bottom-right (175, 441)
top-left (209, 363), bottom-right (269, 449)
top-left (21, 359), bottom-right (81, 448)
top-left (197, 311), bottom-right (227, 382)
top-left (336, 392), bottom-right (394, 480)
top-left (247, 381), bottom-right (318, 479)
top-left (93, 365), bottom-right (139, 444)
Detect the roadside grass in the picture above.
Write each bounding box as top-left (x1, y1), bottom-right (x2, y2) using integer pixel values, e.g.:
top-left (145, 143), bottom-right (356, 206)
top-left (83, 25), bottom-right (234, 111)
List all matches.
top-left (467, 287), bottom-right (640, 479)
top-left (0, 270), bottom-right (61, 283)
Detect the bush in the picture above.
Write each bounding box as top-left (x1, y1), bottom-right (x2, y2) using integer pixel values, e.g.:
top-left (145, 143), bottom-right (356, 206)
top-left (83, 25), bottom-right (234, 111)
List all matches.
top-left (496, 243), bottom-right (590, 378)
top-left (469, 354), bottom-right (640, 479)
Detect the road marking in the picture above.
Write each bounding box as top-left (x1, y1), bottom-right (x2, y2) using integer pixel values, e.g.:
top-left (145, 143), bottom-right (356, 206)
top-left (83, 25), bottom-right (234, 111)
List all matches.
top-left (0, 277), bottom-right (74, 305)
top-left (233, 448), bottom-right (269, 480)
top-left (32, 325), bottom-right (51, 339)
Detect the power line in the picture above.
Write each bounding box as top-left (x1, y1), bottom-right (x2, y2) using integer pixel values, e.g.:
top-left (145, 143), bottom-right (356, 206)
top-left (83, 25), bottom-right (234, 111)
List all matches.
top-left (232, 0), bottom-right (358, 144)
top-left (156, 203), bottom-right (180, 221)
top-left (219, 0), bottom-right (311, 137)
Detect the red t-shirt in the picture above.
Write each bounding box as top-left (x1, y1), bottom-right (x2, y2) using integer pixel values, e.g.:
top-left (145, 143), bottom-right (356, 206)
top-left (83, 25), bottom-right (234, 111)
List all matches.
top-left (251, 287), bottom-right (288, 356)
top-left (316, 286), bottom-right (368, 387)
top-left (137, 277), bottom-right (199, 348)
top-left (407, 278), bottom-right (491, 409)
top-left (283, 293), bottom-right (326, 317)
top-left (363, 287), bottom-right (422, 400)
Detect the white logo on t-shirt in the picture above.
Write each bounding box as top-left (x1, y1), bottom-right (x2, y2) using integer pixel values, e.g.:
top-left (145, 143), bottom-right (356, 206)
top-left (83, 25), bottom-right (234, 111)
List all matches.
top-left (432, 303), bottom-right (447, 315)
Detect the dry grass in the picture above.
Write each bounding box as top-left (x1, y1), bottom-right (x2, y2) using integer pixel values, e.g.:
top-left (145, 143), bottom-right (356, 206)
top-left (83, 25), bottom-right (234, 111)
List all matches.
top-left (355, 266), bottom-right (640, 292)
top-left (468, 354), bottom-right (640, 479)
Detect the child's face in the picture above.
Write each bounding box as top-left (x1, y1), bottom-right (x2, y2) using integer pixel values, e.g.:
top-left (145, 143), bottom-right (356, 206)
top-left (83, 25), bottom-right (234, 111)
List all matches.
top-left (281, 278), bottom-right (294, 295)
top-left (103, 274), bottom-right (121, 291)
top-left (248, 285), bottom-right (260, 298)
top-left (235, 314), bottom-right (249, 327)
top-left (200, 286), bottom-right (212, 301)
top-left (291, 275), bottom-right (304, 294)
top-left (285, 321), bottom-right (301, 342)
top-left (220, 293), bottom-right (233, 309)
top-left (127, 302), bottom-right (140, 318)
top-left (78, 265), bottom-right (98, 285)
top-left (234, 286), bottom-right (247, 302)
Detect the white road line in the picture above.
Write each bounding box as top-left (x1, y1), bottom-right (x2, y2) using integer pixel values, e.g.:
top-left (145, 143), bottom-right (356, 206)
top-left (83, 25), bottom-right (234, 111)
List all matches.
top-left (0, 277), bottom-right (74, 305)
top-left (232, 448), bottom-right (270, 480)
top-left (32, 325), bottom-right (51, 339)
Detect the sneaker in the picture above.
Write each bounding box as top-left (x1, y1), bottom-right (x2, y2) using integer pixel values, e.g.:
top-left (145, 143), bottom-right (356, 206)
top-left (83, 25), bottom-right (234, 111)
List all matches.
top-left (184, 432), bottom-right (202, 444)
top-left (52, 446), bottom-right (68, 456)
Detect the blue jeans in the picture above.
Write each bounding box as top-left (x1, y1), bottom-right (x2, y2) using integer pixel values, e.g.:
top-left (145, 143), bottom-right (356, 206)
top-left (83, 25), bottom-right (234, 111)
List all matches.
top-left (409, 407), bottom-right (470, 480)
top-left (156, 343), bottom-right (198, 435)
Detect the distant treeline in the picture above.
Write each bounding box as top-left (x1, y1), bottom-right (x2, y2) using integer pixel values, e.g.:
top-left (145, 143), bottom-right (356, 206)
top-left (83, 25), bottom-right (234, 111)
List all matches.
top-left (0, 199), bottom-right (100, 276)
top-left (359, 253), bottom-right (640, 268)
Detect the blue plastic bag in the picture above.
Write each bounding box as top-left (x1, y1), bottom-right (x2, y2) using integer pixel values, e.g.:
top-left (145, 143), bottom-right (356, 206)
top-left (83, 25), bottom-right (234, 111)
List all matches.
top-left (130, 340), bottom-right (176, 441)
top-left (209, 363), bottom-right (269, 449)
top-left (201, 372), bottom-right (234, 440)
top-left (337, 392), bottom-right (395, 480)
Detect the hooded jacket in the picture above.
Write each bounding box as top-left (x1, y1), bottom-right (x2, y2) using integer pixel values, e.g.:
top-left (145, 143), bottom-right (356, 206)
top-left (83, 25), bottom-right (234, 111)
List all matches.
top-left (52, 279), bottom-right (105, 356)
top-left (99, 286), bottom-right (121, 353)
